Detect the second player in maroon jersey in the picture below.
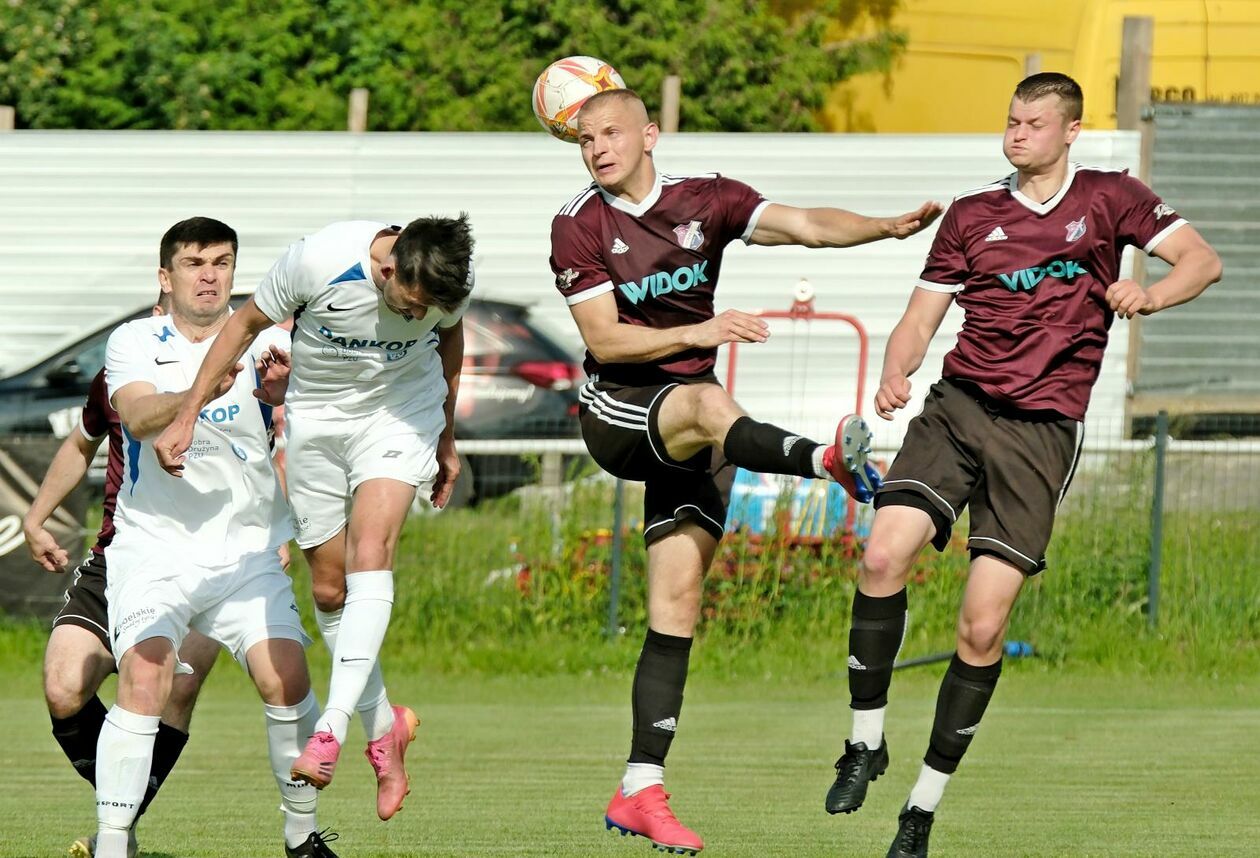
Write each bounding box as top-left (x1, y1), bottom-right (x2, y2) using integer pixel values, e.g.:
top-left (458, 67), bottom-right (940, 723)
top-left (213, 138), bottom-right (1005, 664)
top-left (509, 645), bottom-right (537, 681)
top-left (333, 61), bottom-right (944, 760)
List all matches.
top-left (828, 73), bottom-right (1221, 857)
top-left (550, 87), bottom-right (944, 853)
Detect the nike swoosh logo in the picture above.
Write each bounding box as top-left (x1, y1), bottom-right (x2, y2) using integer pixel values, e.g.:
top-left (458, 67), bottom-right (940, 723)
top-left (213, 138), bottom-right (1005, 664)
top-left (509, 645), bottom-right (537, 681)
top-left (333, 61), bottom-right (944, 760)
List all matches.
top-left (154, 358), bottom-right (179, 365)
top-left (339, 656), bottom-right (369, 663)
top-left (326, 302), bottom-right (352, 312)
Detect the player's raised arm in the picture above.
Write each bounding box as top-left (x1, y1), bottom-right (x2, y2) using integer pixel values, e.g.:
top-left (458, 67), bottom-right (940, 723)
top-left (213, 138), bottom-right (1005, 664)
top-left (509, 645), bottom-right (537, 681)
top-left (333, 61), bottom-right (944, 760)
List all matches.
top-left (153, 297), bottom-right (274, 474)
top-left (747, 200), bottom-right (943, 248)
top-left (568, 291), bottom-right (768, 365)
top-left (1106, 224), bottom-right (1222, 319)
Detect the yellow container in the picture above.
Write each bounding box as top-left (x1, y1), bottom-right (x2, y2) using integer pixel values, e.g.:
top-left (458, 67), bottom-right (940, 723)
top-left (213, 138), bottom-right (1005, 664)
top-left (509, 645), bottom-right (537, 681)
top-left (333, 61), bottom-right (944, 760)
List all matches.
top-left (828, 0), bottom-right (1260, 132)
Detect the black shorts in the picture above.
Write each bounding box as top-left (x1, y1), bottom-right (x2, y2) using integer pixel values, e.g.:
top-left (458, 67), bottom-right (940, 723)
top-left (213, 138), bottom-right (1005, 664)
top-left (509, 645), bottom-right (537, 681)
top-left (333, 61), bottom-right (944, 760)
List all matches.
top-left (874, 379), bottom-right (1083, 574)
top-left (52, 550), bottom-right (114, 654)
top-left (578, 379), bottom-right (728, 546)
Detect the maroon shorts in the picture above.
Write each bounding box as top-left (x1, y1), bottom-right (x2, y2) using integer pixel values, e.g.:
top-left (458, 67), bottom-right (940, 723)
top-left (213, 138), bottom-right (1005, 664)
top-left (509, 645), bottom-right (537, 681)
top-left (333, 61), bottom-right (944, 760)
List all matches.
top-left (875, 379), bottom-right (1083, 574)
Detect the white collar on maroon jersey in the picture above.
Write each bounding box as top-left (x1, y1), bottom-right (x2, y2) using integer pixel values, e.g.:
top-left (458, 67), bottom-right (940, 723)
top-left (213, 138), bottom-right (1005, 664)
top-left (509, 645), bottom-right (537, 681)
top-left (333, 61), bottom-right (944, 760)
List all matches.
top-left (1006, 162), bottom-right (1079, 216)
top-left (598, 171), bottom-right (663, 217)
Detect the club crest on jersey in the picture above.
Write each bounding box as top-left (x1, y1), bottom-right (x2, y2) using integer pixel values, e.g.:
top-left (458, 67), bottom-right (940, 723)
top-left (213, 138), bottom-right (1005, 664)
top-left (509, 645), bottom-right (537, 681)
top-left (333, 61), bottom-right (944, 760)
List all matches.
top-left (1065, 216), bottom-right (1087, 242)
top-left (673, 220), bottom-right (705, 250)
top-left (1153, 203), bottom-right (1176, 219)
top-left (556, 268), bottom-right (578, 288)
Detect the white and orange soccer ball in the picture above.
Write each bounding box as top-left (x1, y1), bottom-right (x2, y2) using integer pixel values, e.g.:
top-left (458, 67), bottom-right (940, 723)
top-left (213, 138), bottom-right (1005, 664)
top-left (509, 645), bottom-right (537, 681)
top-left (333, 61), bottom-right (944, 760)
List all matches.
top-left (532, 55), bottom-right (626, 143)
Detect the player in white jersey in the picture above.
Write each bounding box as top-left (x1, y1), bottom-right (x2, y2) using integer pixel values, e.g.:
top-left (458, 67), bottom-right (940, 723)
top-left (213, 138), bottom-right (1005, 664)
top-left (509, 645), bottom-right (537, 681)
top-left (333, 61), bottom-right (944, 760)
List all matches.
top-left (153, 216), bottom-right (475, 821)
top-left (97, 218), bottom-right (337, 858)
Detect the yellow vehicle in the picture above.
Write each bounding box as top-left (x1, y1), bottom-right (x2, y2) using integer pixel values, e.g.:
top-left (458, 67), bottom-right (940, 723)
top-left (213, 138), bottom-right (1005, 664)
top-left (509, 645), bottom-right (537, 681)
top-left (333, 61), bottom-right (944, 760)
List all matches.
top-left (827, 0), bottom-right (1260, 132)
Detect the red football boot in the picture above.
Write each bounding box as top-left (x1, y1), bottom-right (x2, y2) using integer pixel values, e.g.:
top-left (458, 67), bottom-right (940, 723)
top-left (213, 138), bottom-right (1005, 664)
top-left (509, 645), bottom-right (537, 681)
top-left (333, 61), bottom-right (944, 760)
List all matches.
top-left (605, 784), bottom-right (704, 855)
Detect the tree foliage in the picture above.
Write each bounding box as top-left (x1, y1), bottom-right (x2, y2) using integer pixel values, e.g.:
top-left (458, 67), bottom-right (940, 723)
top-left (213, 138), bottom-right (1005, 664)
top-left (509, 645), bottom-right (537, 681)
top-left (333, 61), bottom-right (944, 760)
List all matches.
top-left (0, 0), bottom-right (903, 131)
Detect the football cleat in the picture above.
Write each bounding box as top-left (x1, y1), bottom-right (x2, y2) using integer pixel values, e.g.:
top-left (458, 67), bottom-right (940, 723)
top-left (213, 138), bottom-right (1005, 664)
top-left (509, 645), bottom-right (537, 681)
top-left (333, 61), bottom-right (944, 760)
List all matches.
top-left (605, 784), bottom-right (704, 855)
top-left (822, 414), bottom-right (881, 503)
top-left (825, 739), bottom-right (889, 814)
top-left (291, 731), bottom-right (341, 789)
top-left (69, 829), bottom-right (137, 858)
top-left (365, 705), bottom-right (420, 820)
top-left (285, 828), bottom-right (340, 858)
top-left (886, 804), bottom-right (934, 857)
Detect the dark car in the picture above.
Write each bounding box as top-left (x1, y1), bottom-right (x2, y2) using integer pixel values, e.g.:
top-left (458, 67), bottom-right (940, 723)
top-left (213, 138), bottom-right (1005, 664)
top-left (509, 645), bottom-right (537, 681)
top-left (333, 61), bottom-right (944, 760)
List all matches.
top-left (0, 296), bottom-right (581, 505)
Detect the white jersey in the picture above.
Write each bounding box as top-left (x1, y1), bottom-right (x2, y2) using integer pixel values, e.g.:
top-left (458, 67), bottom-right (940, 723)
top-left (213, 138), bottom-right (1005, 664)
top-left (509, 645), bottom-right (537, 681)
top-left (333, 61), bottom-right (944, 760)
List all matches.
top-left (252, 220), bottom-right (471, 422)
top-left (105, 315), bottom-right (292, 564)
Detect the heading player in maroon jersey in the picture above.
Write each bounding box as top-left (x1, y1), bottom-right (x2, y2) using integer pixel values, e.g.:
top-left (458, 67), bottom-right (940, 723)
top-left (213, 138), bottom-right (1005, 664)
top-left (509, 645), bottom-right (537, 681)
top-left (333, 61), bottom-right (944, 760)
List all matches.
top-left (549, 87), bottom-right (943, 855)
top-left (825, 74), bottom-right (1221, 858)
top-left (22, 293), bottom-right (221, 858)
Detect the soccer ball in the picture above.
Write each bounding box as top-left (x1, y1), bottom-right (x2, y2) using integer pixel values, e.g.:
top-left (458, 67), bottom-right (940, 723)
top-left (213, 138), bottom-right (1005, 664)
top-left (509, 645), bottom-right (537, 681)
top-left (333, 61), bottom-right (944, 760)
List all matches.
top-left (532, 55), bottom-right (626, 143)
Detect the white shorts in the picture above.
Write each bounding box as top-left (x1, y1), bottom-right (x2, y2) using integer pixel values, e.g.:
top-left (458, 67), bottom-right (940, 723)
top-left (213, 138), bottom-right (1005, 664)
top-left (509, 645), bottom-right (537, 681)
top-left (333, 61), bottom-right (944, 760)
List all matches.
top-left (285, 409), bottom-right (443, 548)
top-left (105, 544), bottom-right (310, 672)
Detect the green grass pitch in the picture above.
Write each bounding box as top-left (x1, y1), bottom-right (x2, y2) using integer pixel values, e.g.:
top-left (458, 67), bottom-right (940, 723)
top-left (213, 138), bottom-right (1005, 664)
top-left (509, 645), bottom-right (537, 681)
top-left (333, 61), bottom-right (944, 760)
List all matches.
top-left (1, 658), bottom-right (1257, 857)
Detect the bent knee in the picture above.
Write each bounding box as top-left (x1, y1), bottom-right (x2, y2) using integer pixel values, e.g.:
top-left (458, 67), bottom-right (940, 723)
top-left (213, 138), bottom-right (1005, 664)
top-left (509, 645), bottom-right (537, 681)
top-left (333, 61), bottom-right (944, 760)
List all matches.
top-left (861, 539), bottom-right (913, 585)
top-left (311, 580), bottom-right (346, 612)
top-left (958, 618), bottom-right (1007, 657)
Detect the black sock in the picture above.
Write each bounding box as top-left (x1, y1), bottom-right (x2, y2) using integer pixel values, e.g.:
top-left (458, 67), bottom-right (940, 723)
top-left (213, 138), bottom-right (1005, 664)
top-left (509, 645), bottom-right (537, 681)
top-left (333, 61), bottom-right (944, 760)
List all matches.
top-left (628, 628), bottom-right (693, 765)
top-left (50, 694), bottom-right (108, 787)
top-left (924, 654), bottom-right (1002, 774)
top-left (848, 588), bottom-right (907, 711)
top-left (137, 722), bottom-right (190, 817)
top-left (722, 416), bottom-right (820, 478)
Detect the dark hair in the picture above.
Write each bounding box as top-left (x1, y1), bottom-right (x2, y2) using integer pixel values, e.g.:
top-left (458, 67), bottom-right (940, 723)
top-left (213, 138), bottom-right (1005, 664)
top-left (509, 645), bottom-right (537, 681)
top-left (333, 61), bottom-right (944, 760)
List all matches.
top-left (580, 87), bottom-right (644, 117)
top-left (159, 217), bottom-right (238, 269)
top-left (392, 214), bottom-right (475, 312)
top-left (1013, 72), bottom-right (1083, 122)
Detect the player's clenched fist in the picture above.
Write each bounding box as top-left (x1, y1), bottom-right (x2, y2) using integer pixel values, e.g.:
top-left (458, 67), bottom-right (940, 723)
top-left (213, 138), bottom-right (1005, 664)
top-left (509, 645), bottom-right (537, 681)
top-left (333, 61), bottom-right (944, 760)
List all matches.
top-left (691, 309), bottom-right (769, 349)
top-left (1105, 278), bottom-right (1157, 319)
top-left (875, 374), bottom-right (913, 421)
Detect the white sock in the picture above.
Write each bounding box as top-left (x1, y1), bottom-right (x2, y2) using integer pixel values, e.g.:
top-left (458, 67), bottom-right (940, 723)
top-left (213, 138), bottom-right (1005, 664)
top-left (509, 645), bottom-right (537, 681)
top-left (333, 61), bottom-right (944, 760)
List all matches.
top-left (906, 764), bottom-right (951, 812)
top-left (851, 707), bottom-right (886, 749)
top-left (317, 570), bottom-right (393, 743)
top-left (265, 691), bottom-right (320, 849)
top-left (357, 688), bottom-right (396, 743)
top-left (96, 706), bottom-right (160, 857)
top-left (812, 446), bottom-right (829, 479)
top-left (621, 762), bottom-right (664, 797)
top-left (316, 606), bottom-right (395, 742)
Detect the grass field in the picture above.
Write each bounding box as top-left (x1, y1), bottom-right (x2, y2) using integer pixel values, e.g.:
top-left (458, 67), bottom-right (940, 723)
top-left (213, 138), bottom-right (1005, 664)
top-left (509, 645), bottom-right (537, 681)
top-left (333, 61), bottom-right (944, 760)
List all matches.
top-left (1, 654), bottom-right (1257, 857)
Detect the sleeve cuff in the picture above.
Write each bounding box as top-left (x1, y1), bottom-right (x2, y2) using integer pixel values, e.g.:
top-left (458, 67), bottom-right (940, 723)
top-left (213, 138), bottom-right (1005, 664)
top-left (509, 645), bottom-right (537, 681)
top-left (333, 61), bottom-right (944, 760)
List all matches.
top-left (740, 200), bottom-right (772, 244)
top-left (1144, 218), bottom-right (1188, 254)
top-left (916, 279), bottom-right (964, 294)
top-left (565, 281), bottom-right (614, 306)
top-left (79, 420), bottom-right (104, 442)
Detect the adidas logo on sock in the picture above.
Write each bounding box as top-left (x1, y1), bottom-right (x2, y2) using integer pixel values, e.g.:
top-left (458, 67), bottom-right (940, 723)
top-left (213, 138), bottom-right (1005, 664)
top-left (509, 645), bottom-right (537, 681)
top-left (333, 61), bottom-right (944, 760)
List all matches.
top-left (847, 655), bottom-right (867, 671)
top-left (652, 717), bottom-right (678, 732)
top-left (955, 724), bottom-right (979, 736)
top-left (782, 434), bottom-right (803, 456)
top-left (984, 226), bottom-right (1008, 242)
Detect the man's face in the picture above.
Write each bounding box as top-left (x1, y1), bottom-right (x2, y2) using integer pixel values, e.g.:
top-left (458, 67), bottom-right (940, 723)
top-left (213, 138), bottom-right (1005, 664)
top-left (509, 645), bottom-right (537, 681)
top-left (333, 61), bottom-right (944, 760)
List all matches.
top-left (158, 242), bottom-right (234, 325)
top-left (378, 275), bottom-right (431, 321)
top-left (1003, 96), bottom-right (1080, 171)
top-left (577, 99), bottom-right (657, 193)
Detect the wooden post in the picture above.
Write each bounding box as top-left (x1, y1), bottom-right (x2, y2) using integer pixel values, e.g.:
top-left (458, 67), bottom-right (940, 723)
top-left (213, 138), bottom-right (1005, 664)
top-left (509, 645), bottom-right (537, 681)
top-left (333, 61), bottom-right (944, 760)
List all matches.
top-left (660, 75), bottom-right (681, 133)
top-left (1117, 16), bottom-right (1155, 433)
top-left (1023, 53), bottom-right (1042, 77)
top-left (348, 88), bottom-right (369, 133)
top-left (0, 106), bottom-right (15, 131)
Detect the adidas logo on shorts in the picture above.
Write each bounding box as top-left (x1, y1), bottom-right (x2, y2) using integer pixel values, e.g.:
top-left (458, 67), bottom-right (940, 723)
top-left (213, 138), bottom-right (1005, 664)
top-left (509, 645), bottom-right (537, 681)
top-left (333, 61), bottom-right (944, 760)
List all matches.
top-left (652, 717), bottom-right (678, 732)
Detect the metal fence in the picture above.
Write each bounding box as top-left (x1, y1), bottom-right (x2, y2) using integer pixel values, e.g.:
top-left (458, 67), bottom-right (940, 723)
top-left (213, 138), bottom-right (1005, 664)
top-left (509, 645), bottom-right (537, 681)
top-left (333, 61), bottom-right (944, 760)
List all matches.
top-left (441, 413), bottom-right (1260, 636)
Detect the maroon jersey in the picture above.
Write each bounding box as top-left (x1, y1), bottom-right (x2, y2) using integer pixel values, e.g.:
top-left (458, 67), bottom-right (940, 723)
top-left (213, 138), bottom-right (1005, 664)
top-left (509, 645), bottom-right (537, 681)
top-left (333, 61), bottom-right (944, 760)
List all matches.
top-left (549, 172), bottom-right (767, 385)
top-left (919, 164), bottom-right (1187, 420)
top-left (80, 369), bottom-right (123, 554)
